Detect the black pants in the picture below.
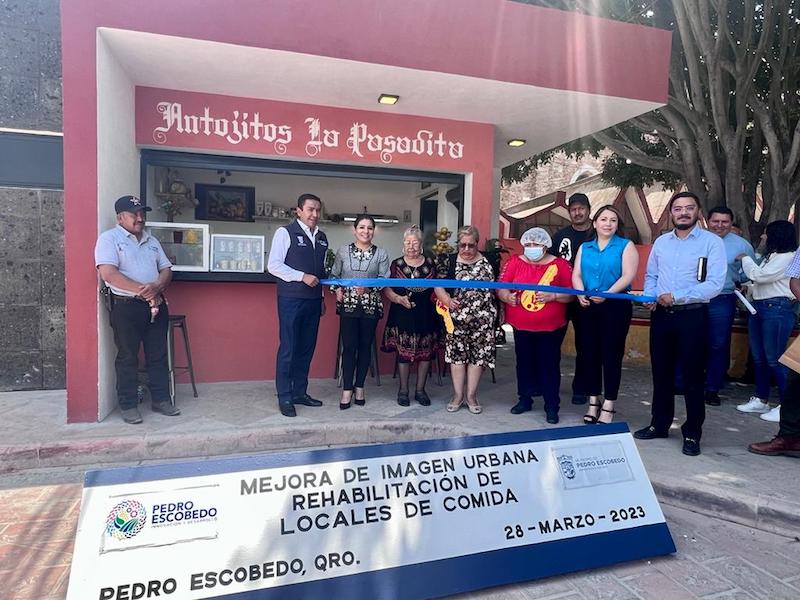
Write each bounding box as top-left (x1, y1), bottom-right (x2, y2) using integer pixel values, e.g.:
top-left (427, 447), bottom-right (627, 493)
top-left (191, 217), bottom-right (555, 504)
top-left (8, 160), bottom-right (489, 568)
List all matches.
top-left (110, 298), bottom-right (170, 409)
top-left (568, 301), bottom-right (589, 396)
top-left (780, 369), bottom-right (800, 438)
top-left (649, 305), bottom-right (708, 440)
top-left (578, 300), bottom-right (632, 400)
top-left (340, 316), bottom-right (378, 390)
top-left (276, 296), bottom-right (322, 404)
top-left (514, 326), bottom-right (567, 413)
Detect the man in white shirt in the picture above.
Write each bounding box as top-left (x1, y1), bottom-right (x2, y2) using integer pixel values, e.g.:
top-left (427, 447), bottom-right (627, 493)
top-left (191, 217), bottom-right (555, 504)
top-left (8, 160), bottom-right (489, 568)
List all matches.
top-left (267, 193), bottom-right (329, 417)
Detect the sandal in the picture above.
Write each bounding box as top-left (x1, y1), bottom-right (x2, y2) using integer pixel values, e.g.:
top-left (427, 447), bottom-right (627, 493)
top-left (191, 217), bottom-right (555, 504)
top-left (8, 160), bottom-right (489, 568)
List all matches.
top-left (446, 397), bottom-right (463, 413)
top-left (583, 396), bottom-right (602, 424)
top-left (354, 388), bottom-right (366, 406)
top-left (598, 399), bottom-right (616, 424)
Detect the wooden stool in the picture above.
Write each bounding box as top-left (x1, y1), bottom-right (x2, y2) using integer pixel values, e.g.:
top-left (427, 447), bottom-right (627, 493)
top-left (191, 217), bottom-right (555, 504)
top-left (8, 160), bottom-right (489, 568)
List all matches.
top-left (167, 314), bottom-right (198, 405)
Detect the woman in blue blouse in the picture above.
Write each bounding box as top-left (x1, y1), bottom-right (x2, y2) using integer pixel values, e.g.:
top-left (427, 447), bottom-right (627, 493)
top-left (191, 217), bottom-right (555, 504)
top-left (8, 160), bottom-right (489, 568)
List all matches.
top-left (572, 205), bottom-right (639, 424)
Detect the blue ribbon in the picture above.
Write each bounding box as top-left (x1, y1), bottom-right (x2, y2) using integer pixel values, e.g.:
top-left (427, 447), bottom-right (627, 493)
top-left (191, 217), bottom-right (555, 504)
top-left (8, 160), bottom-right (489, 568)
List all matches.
top-left (321, 278), bottom-right (656, 303)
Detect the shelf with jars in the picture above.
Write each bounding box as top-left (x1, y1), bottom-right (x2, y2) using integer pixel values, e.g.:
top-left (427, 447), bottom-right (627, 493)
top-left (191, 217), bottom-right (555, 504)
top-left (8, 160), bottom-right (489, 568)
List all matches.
top-left (211, 234), bottom-right (265, 273)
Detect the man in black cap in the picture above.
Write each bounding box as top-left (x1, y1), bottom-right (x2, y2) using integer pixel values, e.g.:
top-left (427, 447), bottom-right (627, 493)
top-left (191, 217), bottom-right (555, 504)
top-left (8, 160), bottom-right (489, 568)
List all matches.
top-left (551, 192), bottom-right (593, 405)
top-left (94, 195), bottom-right (180, 424)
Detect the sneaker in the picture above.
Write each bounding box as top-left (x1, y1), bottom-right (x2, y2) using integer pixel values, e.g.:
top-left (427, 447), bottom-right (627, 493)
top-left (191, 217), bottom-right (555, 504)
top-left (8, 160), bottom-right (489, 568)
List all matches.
top-left (736, 396), bottom-right (770, 413)
top-left (120, 407), bottom-right (143, 424)
top-left (760, 405), bottom-right (781, 422)
top-left (151, 401), bottom-right (181, 416)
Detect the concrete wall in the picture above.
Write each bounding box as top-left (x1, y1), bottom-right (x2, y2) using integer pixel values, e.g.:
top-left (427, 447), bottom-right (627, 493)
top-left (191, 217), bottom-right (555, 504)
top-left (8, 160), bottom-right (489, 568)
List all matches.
top-left (0, 186), bottom-right (65, 390)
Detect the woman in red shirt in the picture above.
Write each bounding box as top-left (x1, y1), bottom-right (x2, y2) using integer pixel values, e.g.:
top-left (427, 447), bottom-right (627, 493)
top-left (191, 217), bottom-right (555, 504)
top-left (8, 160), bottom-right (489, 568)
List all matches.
top-left (497, 227), bottom-right (573, 423)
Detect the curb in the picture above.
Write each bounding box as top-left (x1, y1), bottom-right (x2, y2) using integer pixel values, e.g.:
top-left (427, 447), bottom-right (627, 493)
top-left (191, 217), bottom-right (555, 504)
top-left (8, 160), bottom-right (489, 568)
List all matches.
top-left (651, 476), bottom-right (800, 539)
top-left (2, 422), bottom-right (798, 537)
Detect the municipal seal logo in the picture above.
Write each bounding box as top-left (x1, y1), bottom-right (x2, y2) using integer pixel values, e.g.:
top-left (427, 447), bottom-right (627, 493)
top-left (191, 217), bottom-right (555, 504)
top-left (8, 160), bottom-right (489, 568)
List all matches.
top-left (106, 500), bottom-right (146, 540)
top-left (557, 454), bottom-right (576, 480)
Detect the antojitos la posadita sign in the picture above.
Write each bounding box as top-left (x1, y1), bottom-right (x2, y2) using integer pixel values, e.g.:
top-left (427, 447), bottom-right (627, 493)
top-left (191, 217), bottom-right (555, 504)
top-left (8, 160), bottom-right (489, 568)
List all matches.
top-left (66, 424), bottom-right (675, 599)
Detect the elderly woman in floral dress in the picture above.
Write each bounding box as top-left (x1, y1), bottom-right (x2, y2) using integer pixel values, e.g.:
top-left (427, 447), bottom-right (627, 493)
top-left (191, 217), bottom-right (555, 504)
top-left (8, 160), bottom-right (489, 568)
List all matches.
top-left (435, 225), bottom-right (496, 414)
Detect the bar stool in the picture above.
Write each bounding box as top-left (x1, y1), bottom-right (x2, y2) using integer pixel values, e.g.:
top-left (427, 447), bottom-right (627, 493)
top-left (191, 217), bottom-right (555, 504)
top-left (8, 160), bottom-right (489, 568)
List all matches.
top-left (333, 327), bottom-right (381, 387)
top-left (167, 314), bottom-right (199, 405)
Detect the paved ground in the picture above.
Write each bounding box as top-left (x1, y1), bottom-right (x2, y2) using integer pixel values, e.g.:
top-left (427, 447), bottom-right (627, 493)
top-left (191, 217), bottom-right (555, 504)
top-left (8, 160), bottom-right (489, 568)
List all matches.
top-left (1, 343), bottom-right (799, 598)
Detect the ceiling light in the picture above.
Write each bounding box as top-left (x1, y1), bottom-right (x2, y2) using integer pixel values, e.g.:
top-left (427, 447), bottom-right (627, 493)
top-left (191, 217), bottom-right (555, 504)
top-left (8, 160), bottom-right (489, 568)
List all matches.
top-left (507, 139), bottom-right (526, 147)
top-left (378, 94), bottom-right (400, 105)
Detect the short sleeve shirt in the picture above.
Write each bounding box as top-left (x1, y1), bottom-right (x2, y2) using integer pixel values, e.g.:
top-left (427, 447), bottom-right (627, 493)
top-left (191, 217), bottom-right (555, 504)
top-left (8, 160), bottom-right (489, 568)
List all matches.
top-left (499, 254), bottom-right (572, 332)
top-left (95, 225), bottom-right (172, 296)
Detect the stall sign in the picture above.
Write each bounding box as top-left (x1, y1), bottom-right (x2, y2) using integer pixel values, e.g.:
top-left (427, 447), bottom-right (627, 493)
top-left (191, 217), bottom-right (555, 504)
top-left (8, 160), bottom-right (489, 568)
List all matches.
top-left (66, 424), bottom-right (674, 600)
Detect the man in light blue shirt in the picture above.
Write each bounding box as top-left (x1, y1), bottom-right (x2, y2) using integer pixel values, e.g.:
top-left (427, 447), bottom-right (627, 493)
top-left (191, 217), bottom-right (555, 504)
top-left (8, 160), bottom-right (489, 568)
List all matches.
top-left (95, 195), bottom-right (180, 424)
top-left (703, 207), bottom-right (755, 406)
top-left (634, 192), bottom-right (726, 456)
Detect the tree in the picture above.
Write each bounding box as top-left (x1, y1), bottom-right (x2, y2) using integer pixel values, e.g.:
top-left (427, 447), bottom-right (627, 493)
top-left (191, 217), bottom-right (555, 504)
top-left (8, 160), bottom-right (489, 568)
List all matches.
top-left (506, 1), bottom-right (800, 240)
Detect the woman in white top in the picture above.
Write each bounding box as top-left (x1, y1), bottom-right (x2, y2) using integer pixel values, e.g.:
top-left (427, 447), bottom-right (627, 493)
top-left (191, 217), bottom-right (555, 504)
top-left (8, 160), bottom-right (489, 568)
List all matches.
top-left (736, 220), bottom-right (798, 421)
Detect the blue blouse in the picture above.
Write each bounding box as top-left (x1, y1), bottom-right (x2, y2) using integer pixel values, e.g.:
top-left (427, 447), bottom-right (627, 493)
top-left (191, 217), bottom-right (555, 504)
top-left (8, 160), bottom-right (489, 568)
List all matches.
top-left (580, 234), bottom-right (631, 292)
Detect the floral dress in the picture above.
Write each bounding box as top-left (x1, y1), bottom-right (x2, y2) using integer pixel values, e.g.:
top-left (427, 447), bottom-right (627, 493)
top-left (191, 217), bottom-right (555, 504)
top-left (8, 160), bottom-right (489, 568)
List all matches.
top-left (444, 256), bottom-right (497, 368)
top-left (381, 256), bottom-right (440, 362)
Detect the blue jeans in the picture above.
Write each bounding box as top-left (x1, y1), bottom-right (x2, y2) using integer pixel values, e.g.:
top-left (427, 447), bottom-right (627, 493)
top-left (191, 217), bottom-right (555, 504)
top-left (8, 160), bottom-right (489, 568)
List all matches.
top-left (705, 293), bottom-right (737, 393)
top-left (748, 297), bottom-right (797, 402)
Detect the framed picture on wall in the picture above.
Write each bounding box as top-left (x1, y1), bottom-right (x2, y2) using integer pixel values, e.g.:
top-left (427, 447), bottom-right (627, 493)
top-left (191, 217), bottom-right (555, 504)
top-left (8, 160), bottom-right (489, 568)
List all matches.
top-left (195, 184), bottom-right (256, 222)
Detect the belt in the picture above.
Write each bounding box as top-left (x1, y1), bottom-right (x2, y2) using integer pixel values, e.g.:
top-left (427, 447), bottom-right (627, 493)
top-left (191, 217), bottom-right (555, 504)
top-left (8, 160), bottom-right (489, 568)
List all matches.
top-left (657, 303), bottom-right (706, 313)
top-left (111, 294), bottom-right (147, 303)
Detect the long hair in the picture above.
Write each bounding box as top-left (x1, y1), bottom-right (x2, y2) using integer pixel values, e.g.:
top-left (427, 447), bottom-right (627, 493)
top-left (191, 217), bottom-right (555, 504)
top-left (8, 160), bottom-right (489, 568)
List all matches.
top-left (590, 205), bottom-right (625, 239)
top-left (764, 220), bottom-right (798, 257)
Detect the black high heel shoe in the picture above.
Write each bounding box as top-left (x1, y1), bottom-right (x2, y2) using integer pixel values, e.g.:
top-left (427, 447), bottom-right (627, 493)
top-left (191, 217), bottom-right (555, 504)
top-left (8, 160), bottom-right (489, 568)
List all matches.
top-left (340, 392), bottom-right (353, 411)
top-left (354, 388), bottom-right (365, 406)
top-left (583, 396), bottom-right (602, 424)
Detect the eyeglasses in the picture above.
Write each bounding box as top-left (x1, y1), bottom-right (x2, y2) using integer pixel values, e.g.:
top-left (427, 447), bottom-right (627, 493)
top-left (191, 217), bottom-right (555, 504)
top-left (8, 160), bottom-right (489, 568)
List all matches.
top-left (459, 242), bottom-right (477, 249)
top-left (671, 205), bottom-right (697, 214)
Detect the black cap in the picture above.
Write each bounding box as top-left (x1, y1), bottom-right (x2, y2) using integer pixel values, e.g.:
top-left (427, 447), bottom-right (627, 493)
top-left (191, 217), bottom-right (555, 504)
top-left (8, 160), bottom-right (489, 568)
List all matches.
top-left (114, 195), bottom-right (151, 214)
top-left (567, 193), bottom-right (590, 207)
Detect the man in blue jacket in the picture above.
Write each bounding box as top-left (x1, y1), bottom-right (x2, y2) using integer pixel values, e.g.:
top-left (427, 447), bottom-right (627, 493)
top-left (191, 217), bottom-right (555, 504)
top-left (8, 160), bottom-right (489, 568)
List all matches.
top-left (267, 193), bottom-right (328, 417)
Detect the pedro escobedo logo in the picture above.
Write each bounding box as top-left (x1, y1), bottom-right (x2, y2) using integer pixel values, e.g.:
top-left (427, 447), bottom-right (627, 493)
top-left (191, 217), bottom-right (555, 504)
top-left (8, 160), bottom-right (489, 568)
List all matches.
top-left (556, 454), bottom-right (576, 480)
top-left (105, 499), bottom-right (147, 540)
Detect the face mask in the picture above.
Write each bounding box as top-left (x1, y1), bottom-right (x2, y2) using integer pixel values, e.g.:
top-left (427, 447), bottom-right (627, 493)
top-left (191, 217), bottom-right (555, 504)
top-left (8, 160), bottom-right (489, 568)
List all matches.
top-left (524, 246), bottom-right (544, 261)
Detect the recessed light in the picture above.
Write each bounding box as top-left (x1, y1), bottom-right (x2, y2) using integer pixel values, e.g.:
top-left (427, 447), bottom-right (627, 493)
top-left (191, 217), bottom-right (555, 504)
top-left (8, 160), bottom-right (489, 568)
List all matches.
top-left (378, 94), bottom-right (400, 105)
top-left (507, 139), bottom-right (526, 147)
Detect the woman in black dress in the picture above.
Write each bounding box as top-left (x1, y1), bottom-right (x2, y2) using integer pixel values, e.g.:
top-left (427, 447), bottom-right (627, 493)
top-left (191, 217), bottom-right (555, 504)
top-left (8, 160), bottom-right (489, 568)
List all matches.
top-left (382, 225), bottom-right (440, 406)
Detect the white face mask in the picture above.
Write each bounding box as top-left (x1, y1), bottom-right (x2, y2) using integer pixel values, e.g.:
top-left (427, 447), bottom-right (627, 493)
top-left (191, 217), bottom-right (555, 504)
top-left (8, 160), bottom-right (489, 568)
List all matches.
top-left (524, 246), bottom-right (544, 261)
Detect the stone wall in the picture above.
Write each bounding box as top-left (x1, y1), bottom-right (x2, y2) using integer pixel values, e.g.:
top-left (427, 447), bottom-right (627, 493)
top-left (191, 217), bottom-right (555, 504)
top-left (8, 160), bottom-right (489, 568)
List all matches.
top-left (501, 150), bottom-right (609, 210)
top-left (0, 187), bottom-right (65, 390)
top-left (0, 1), bottom-right (65, 390)
top-left (0, 0), bottom-right (62, 130)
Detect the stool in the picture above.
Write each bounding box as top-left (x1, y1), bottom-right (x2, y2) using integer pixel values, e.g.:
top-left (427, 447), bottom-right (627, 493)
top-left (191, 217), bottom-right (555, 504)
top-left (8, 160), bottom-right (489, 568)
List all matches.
top-left (167, 315), bottom-right (198, 405)
top-left (333, 327), bottom-right (381, 387)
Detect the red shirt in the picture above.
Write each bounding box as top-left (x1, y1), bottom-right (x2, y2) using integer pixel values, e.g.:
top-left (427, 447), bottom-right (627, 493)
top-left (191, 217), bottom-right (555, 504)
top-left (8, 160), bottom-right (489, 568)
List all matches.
top-left (499, 255), bottom-right (572, 332)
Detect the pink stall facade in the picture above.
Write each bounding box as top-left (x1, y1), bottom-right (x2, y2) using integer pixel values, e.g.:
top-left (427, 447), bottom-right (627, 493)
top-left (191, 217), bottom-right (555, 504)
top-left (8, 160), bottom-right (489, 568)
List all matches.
top-left (62, 0), bottom-right (671, 422)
